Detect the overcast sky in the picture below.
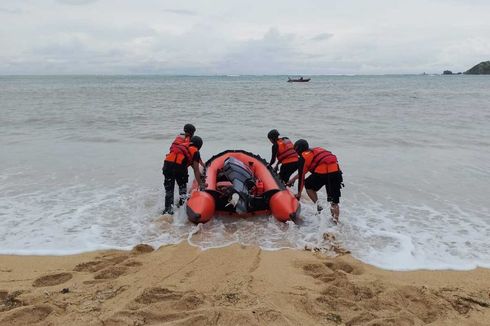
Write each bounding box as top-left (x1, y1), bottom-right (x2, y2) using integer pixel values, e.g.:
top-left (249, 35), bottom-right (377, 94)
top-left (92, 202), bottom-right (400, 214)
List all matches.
top-left (0, 0), bottom-right (489, 74)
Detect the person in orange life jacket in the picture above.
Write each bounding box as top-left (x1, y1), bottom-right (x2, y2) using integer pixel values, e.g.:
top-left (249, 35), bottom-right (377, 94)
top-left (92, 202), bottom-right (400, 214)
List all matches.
top-left (167, 123), bottom-right (205, 181)
top-left (169, 123), bottom-right (201, 165)
top-left (288, 139), bottom-right (343, 223)
top-left (162, 135), bottom-right (204, 215)
top-left (267, 129), bottom-right (299, 184)
top-left (172, 123), bottom-right (195, 145)
top-left (164, 123), bottom-right (195, 212)
top-left (169, 123), bottom-right (206, 166)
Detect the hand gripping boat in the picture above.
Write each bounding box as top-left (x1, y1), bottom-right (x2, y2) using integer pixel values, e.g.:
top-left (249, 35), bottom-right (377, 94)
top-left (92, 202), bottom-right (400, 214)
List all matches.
top-left (186, 150), bottom-right (301, 223)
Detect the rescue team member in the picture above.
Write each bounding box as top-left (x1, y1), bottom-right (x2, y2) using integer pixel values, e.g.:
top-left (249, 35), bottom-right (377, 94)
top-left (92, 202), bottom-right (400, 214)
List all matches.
top-left (288, 139), bottom-right (343, 223)
top-left (267, 129), bottom-right (299, 184)
top-left (174, 123), bottom-right (196, 145)
top-left (169, 124), bottom-right (206, 168)
top-left (162, 135), bottom-right (204, 215)
top-left (162, 123), bottom-right (195, 212)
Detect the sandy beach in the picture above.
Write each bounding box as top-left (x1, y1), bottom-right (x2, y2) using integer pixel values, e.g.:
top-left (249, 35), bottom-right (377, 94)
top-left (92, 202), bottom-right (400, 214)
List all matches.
top-left (2, 1), bottom-right (490, 325)
top-left (1, 242), bottom-right (489, 325)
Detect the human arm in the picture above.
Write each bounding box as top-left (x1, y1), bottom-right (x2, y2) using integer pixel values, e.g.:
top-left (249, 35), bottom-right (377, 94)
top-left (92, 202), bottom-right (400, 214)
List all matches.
top-left (192, 151), bottom-right (204, 188)
top-left (192, 161), bottom-right (203, 188)
top-left (287, 174), bottom-right (299, 187)
top-left (269, 143), bottom-right (278, 167)
top-left (296, 157), bottom-right (306, 199)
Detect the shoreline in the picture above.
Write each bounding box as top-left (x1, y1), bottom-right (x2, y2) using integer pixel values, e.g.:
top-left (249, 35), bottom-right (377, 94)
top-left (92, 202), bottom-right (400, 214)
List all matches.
top-left (2, 239), bottom-right (487, 272)
top-left (1, 243), bottom-right (489, 325)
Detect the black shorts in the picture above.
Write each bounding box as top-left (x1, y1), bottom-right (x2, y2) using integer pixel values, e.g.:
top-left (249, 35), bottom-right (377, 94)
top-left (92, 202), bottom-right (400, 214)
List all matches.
top-left (279, 161), bottom-right (299, 183)
top-left (162, 161), bottom-right (189, 185)
top-left (304, 171), bottom-right (343, 204)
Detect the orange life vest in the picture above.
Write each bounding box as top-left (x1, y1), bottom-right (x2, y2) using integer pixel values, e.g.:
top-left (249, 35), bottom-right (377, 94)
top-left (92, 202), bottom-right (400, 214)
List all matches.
top-left (276, 137), bottom-right (298, 164)
top-left (302, 147), bottom-right (339, 174)
top-left (169, 133), bottom-right (190, 152)
top-left (185, 146), bottom-right (199, 167)
top-left (165, 134), bottom-right (192, 165)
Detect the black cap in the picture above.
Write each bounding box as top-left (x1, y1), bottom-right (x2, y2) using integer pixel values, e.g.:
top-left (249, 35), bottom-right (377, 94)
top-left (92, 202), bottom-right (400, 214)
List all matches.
top-left (184, 124), bottom-right (196, 136)
top-left (294, 139), bottom-right (309, 154)
top-left (190, 135), bottom-right (203, 149)
top-left (267, 129), bottom-right (279, 140)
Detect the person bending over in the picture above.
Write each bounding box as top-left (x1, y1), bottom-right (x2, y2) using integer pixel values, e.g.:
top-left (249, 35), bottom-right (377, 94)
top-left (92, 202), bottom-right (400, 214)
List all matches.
top-left (267, 129), bottom-right (299, 184)
top-left (162, 135), bottom-right (204, 215)
top-left (288, 139), bottom-right (343, 223)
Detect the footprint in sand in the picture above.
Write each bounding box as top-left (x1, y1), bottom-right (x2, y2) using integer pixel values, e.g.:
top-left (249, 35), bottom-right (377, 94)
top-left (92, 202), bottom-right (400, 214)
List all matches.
top-left (95, 286), bottom-right (128, 301)
top-left (74, 254), bottom-right (130, 273)
top-left (0, 305), bottom-right (53, 324)
top-left (1, 290), bottom-right (24, 312)
top-left (75, 246), bottom-right (148, 276)
top-left (73, 260), bottom-right (107, 273)
top-left (0, 290), bottom-right (8, 301)
top-left (123, 260), bottom-right (143, 267)
top-left (135, 287), bottom-right (183, 304)
top-left (178, 292), bottom-right (205, 310)
top-left (105, 288), bottom-right (207, 325)
top-left (94, 266), bottom-right (128, 280)
top-left (324, 261), bottom-right (358, 274)
top-left (76, 252), bottom-right (145, 281)
top-left (302, 263), bottom-right (336, 282)
top-left (32, 272), bottom-right (73, 287)
top-left (302, 260), bottom-right (363, 285)
top-left (131, 244), bottom-right (154, 254)
top-left (134, 287), bottom-right (206, 310)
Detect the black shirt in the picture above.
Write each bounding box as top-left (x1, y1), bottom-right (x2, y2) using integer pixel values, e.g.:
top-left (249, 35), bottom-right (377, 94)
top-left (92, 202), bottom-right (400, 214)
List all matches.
top-left (297, 155), bottom-right (305, 193)
top-left (183, 147), bottom-right (200, 167)
top-left (269, 143), bottom-right (278, 165)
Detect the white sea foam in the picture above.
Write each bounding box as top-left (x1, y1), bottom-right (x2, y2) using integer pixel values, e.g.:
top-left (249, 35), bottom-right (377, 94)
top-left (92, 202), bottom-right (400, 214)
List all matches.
top-left (2, 170), bottom-right (488, 271)
top-left (1, 75), bottom-right (489, 270)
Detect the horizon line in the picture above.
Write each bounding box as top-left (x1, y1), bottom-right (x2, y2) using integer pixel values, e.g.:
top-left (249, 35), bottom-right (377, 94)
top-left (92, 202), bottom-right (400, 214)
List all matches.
top-left (0, 73), bottom-right (468, 77)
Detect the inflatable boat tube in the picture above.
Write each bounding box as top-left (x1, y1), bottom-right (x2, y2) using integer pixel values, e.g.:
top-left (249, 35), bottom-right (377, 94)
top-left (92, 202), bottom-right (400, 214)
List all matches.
top-left (186, 150), bottom-right (300, 224)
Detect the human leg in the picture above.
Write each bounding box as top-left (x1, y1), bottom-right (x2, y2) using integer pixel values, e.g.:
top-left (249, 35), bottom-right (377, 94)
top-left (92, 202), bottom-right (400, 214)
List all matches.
top-left (279, 162), bottom-right (299, 184)
top-left (326, 171), bottom-right (342, 222)
top-left (176, 168), bottom-right (189, 207)
top-left (305, 173), bottom-right (324, 213)
top-left (163, 163), bottom-right (176, 214)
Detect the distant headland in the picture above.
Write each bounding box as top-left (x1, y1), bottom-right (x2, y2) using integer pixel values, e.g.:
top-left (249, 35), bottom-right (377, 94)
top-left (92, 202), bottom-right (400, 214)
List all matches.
top-left (464, 61), bottom-right (490, 75)
top-left (442, 61), bottom-right (490, 75)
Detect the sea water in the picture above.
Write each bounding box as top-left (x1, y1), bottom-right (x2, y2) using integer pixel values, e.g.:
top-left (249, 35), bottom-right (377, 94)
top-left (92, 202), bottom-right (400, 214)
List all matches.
top-left (1, 75), bottom-right (489, 270)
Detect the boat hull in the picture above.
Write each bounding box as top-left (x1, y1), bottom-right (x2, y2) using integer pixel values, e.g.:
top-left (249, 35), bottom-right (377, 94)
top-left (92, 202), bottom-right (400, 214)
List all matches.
top-left (186, 150), bottom-right (300, 223)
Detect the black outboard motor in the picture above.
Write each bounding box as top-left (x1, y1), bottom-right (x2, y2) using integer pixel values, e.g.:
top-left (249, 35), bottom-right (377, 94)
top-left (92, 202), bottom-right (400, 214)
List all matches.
top-left (222, 157), bottom-right (255, 213)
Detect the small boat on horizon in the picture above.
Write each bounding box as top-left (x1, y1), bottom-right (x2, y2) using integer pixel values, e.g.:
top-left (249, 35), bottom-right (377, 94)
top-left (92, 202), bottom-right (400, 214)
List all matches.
top-left (287, 76), bottom-right (310, 82)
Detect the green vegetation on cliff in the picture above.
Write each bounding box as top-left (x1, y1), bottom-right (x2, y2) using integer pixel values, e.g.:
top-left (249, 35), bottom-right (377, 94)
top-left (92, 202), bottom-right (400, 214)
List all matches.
top-left (464, 61), bottom-right (490, 75)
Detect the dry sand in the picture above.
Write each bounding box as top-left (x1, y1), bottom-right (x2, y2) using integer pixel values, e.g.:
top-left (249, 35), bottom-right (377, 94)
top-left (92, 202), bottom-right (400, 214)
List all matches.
top-left (1, 242), bottom-right (489, 325)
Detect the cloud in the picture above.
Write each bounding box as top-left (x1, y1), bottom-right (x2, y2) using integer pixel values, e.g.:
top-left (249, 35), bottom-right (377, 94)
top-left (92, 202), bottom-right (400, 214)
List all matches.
top-left (163, 9), bottom-right (198, 16)
top-left (0, 21), bottom-right (226, 74)
top-left (1, 0), bottom-right (490, 74)
top-left (0, 7), bottom-right (22, 14)
top-left (216, 28), bottom-right (301, 74)
top-left (56, 0), bottom-right (98, 5)
top-left (431, 0), bottom-right (490, 4)
top-left (310, 33), bottom-right (334, 42)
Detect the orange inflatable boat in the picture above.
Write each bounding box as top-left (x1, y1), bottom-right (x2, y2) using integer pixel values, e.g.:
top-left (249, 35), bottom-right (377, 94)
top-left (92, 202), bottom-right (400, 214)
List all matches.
top-left (186, 150), bottom-right (301, 223)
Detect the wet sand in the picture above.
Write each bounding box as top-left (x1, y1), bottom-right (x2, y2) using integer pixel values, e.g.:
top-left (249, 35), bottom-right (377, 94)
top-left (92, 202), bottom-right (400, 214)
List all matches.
top-left (1, 242), bottom-right (489, 325)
